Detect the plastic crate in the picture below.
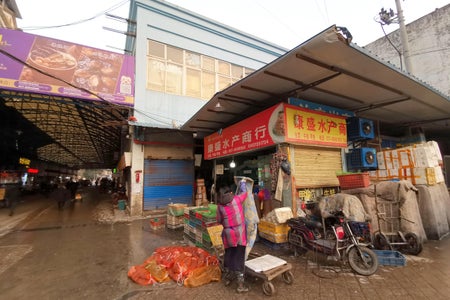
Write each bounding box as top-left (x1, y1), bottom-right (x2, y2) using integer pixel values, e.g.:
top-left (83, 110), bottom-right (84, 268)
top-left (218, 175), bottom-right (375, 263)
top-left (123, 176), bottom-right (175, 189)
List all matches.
top-left (337, 172), bottom-right (370, 189)
top-left (373, 250), bottom-right (406, 266)
top-left (167, 203), bottom-right (187, 216)
top-left (258, 220), bottom-right (289, 235)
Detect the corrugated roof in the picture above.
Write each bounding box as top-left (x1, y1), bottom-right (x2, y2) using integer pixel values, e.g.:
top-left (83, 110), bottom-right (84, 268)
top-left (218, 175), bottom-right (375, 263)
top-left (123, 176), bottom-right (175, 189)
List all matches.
top-left (182, 25), bottom-right (450, 141)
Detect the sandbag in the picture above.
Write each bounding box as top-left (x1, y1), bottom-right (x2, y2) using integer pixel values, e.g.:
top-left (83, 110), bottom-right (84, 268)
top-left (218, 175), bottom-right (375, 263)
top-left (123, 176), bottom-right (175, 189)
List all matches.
top-left (184, 265), bottom-right (221, 288)
top-left (127, 265), bottom-right (155, 286)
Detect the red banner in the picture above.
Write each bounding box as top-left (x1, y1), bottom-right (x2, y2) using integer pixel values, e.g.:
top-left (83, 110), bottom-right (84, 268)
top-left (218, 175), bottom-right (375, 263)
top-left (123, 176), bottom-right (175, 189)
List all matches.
top-left (204, 104), bottom-right (284, 160)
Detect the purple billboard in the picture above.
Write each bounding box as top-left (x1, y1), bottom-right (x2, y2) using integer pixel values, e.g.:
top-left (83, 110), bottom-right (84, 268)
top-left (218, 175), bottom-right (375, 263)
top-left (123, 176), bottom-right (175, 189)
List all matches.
top-left (0, 28), bottom-right (134, 106)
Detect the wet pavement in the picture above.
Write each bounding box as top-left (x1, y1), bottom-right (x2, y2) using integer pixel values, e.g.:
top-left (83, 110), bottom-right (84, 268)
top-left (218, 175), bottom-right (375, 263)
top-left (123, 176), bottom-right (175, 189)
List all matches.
top-left (0, 187), bottom-right (449, 299)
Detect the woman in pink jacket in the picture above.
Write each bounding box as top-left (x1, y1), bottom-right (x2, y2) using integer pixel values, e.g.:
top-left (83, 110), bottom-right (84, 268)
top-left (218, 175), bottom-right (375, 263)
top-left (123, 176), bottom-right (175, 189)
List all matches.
top-left (216, 180), bottom-right (248, 293)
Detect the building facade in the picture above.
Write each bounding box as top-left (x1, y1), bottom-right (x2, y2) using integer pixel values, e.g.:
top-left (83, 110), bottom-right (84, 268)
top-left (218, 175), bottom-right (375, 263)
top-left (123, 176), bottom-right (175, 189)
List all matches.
top-left (125, 0), bottom-right (287, 215)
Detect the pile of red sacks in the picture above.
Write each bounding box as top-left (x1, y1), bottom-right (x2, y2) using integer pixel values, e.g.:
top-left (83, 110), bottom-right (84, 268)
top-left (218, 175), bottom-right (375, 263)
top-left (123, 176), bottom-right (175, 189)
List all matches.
top-left (128, 245), bottom-right (222, 287)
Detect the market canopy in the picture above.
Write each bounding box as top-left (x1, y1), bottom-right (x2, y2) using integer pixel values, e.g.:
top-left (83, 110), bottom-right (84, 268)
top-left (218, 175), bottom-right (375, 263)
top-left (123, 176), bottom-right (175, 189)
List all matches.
top-left (182, 25), bottom-right (450, 146)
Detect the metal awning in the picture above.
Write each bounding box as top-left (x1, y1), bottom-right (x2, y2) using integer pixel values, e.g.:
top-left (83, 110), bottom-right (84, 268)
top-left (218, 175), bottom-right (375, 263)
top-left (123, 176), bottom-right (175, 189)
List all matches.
top-left (182, 25), bottom-right (450, 141)
top-left (0, 90), bottom-right (130, 169)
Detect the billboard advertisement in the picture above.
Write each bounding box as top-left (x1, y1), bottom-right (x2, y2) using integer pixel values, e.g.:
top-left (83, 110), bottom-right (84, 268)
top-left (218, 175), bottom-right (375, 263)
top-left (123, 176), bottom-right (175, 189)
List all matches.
top-left (0, 28), bottom-right (134, 106)
top-left (204, 103), bottom-right (348, 160)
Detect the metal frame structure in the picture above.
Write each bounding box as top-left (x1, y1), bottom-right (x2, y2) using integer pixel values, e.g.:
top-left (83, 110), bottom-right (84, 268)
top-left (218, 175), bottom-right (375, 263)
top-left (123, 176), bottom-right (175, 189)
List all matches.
top-left (0, 89), bottom-right (130, 169)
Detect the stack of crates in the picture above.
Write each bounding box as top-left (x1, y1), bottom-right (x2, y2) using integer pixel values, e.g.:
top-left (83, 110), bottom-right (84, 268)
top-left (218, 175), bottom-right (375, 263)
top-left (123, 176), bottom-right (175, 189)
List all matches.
top-left (195, 178), bottom-right (208, 206)
top-left (183, 204), bottom-right (218, 251)
top-left (166, 203), bottom-right (187, 229)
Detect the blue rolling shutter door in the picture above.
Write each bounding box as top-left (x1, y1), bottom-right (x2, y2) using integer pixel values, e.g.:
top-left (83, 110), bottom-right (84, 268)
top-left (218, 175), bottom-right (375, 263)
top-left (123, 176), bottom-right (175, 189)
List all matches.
top-left (143, 159), bottom-right (194, 210)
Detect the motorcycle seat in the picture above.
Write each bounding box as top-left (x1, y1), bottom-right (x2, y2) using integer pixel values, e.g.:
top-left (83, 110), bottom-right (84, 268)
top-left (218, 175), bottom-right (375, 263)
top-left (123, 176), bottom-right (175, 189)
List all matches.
top-left (304, 219), bottom-right (323, 230)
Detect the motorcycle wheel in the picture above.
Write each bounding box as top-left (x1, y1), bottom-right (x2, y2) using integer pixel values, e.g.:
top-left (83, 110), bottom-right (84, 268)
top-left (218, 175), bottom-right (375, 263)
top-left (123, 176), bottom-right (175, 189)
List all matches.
top-left (402, 232), bottom-right (423, 255)
top-left (348, 246), bottom-right (379, 276)
top-left (288, 230), bottom-right (307, 257)
top-left (373, 232), bottom-right (390, 250)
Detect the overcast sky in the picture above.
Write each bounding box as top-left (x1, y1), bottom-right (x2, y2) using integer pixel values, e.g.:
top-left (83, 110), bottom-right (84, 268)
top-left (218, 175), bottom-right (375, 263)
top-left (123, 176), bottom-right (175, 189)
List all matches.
top-left (15, 0), bottom-right (450, 53)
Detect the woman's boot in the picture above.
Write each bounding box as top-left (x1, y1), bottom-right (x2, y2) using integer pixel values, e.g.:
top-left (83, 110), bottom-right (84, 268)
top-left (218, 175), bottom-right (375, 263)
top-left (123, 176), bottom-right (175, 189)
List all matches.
top-left (236, 272), bottom-right (249, 293)
top-left (223, 268), bottom-right (235, 286)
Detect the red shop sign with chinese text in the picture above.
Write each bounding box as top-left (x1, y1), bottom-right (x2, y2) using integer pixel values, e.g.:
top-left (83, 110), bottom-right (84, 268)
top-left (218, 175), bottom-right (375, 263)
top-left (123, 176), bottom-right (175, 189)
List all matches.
top-left (204, 104), bottom-right (285, 160)
top-left (204, 103), bottom-right (347, 160)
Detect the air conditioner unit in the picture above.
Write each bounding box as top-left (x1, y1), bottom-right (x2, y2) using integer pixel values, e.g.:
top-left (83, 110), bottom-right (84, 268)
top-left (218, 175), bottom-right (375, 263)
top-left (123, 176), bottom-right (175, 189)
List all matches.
top-left (346, 148), bottom-right (378, 171)
top-left (346, 117), bottom-right (375, 141)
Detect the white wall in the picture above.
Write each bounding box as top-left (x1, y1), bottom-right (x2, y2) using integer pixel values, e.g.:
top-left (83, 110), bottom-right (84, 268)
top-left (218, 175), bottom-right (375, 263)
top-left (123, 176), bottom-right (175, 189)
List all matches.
top-left (132, 0), bottom-right (287, 128)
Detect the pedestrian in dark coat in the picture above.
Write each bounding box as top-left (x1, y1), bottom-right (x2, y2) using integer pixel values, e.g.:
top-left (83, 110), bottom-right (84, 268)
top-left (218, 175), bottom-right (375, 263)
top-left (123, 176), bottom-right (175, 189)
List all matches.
top-left (51, 184), bottom-right (71, 210)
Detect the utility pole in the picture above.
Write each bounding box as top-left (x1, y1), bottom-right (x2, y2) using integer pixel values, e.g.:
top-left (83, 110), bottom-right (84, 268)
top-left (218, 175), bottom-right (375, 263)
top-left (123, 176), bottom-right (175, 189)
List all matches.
top-left (395, 0), bottom-right (414, 74)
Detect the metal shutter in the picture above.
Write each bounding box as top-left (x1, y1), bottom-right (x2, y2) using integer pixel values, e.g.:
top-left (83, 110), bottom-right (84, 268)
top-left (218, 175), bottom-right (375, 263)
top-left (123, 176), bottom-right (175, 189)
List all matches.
top-left (143, 159), bottom-right (194, 210)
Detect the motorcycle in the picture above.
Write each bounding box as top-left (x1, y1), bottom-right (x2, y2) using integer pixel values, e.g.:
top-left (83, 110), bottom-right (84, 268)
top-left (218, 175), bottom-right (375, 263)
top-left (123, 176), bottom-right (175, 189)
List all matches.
top-left (286, 212), bottom-right (379, 276)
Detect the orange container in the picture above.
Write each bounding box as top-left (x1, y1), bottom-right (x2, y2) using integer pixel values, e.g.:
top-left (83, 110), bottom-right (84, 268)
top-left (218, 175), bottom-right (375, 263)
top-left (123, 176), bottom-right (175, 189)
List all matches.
top-left (337, 173), bottom-right (370, 189)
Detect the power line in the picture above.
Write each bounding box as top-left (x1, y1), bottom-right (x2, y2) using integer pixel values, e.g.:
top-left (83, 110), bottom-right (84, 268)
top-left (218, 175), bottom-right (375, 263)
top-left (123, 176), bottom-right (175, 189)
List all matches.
top-left (20, 0), bottom-right (129, 31)
top-left (0, 48), bottom-right (182, 128)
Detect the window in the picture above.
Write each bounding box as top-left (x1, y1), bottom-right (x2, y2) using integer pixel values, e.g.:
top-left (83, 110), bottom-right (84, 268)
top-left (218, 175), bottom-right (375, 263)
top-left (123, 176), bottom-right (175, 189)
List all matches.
top-left (147, 59), bottom-right (165, 91)
top-left (167, 46), bottom-right (183, 64)
top-left (202, 56), bottom-right (215, 72)
top-left (186, 68), bottom-right (201, 98)
top-left (148, 40), bottom-right (164, 58)
top-left (166, 63), bottom-right (182, 94)
top-left (218, 61), bottom-right (230, 76)
top-left (202, 72), bottom-right (215, 99)
top-left (145, 40), bottom-right (250, 100)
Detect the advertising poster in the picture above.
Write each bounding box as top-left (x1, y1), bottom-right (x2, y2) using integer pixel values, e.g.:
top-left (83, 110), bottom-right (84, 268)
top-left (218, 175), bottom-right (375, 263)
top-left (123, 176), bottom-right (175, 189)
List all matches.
top-left (0, 28), bottom-right (134, 106)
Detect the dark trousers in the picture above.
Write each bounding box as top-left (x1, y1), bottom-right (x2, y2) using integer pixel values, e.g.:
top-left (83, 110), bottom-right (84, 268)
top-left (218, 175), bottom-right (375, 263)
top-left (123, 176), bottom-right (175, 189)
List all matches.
top-left (58, 200), bottom-right (66, 210)
top-left (224, 245), bottom-right (246, 273)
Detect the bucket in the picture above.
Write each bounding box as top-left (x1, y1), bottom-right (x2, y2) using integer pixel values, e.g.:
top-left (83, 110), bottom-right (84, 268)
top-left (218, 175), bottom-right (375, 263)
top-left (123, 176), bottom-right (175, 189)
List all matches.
top-left (118, 200), bottom-right (126, 210)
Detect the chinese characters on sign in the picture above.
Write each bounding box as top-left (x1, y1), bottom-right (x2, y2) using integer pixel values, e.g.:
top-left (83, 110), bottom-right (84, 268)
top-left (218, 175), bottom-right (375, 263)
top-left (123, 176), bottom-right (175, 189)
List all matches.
top-left (204, 104), bottom-right (282, 160)
top-left (0, 28), bottom-right (135, 106)
top-left (285, 105), bottom-right (347, 148)
top-left (204, 103), bottom-right (348, 160)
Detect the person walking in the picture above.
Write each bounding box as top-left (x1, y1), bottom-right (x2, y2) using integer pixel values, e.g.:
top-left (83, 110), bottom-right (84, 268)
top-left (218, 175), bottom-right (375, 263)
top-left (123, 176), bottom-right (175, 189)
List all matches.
top-left (51, 183), bottom-right (71, 210)
top-left (216, 179), bottom-right (249, 293)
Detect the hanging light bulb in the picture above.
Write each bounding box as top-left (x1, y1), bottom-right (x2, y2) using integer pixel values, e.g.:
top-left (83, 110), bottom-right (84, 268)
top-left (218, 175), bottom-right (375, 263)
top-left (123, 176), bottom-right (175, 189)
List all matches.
top-left (214, 101), bottom-right (225, 112)
top-left (229, 158), bottom-right (236, 168)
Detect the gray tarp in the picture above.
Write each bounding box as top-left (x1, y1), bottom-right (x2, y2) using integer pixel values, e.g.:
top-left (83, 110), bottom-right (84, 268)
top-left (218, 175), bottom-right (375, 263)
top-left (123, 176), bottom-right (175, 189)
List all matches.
top-left (343, 180), bottom-right (431, 241)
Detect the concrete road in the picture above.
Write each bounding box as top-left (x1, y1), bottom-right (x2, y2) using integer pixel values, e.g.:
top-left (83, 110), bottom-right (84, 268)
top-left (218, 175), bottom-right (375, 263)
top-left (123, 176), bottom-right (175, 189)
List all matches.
top-left (0, 187), bottom-right (449, 300)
